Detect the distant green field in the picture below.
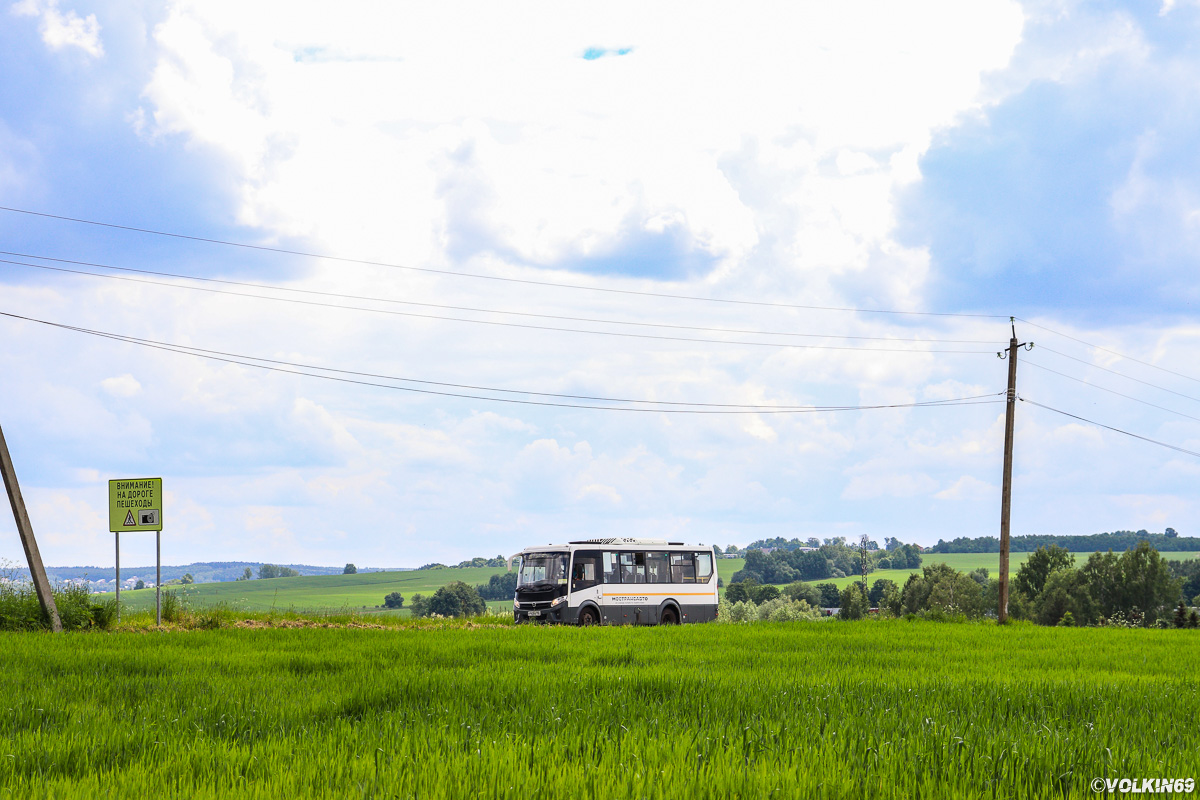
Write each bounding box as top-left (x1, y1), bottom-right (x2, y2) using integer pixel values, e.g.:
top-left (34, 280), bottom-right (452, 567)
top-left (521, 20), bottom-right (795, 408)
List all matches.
top-left (117, 566), bottom-right (514, 616)
top-left (4, 622), bottom-right (1199, 798)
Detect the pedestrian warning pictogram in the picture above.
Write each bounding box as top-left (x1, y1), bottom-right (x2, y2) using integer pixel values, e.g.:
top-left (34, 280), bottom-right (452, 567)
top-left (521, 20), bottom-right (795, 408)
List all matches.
top-left (123, 510), bottom-right (136, 526)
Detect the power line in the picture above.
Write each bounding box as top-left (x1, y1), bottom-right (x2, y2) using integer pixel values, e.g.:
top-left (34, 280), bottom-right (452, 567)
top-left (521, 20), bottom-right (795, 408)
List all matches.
top-left (1023, 360), bottom-right (1200, 424)
top-left (0, 205), bottom-right (1009, 319)
top-left (0, 258), bottom-right (997, 355)
top-left (1020, 396), bottom-right (1200, 459)
top-left (0, 251), bottom-right (1002, 345)
top-left (1036, 345), bottom-right (1200, 405)
top-left (1016, 317), bottom-right (1200, 386)
top-left (0, 310), bottom-right (1006, 415)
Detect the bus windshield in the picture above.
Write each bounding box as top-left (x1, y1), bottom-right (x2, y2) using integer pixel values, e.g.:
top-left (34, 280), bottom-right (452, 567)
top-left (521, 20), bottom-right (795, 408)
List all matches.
top-left (518, 552), bottom-right (568, 587)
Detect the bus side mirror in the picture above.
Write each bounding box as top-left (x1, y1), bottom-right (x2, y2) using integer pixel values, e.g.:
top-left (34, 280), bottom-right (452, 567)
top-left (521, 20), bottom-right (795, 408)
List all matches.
top-left (507, 554), bottom-right (519, 572)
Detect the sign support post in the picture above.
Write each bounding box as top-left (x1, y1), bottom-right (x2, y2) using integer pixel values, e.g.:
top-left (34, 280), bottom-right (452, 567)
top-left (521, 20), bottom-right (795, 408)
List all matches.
top-left (108, 477), bottom-right (163, 625)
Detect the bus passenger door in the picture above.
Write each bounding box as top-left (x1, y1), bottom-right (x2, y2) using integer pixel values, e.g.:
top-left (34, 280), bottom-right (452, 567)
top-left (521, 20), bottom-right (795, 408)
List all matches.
top-left (599, 551), bottom-right (621, 623)
top-left (570, 550), bottom-right (603, 612)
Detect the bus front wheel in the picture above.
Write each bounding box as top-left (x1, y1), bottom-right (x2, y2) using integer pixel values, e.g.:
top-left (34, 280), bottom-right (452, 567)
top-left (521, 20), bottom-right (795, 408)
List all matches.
top-left (579, 607), bottom-right (600, 626)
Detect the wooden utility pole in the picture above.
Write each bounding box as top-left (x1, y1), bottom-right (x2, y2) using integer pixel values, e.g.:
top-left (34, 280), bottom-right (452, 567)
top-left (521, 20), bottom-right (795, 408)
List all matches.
top-left (859, 534), bottom-right (870, 597)
top-left (998, 319), bottom-right (1030, 624)
top-left (0, 422), bottom-right (62, 632)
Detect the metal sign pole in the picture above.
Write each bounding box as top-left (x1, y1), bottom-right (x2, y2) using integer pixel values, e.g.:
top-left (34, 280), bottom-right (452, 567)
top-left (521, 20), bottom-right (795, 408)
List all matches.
top-left (108, 477), bottom-right (163, 624)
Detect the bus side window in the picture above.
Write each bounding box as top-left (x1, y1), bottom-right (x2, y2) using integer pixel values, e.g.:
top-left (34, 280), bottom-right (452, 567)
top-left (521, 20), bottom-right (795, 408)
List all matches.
top-left (602, 552), bottom-right (620, 584)
top-left (694, 552), bottom-right (713, 581)
top-left (620, 551), bottom-right (646, 584)
top-left (645, 552), bottom-right (670, 584)
top-left (670, 552), bottom-right (694, 583)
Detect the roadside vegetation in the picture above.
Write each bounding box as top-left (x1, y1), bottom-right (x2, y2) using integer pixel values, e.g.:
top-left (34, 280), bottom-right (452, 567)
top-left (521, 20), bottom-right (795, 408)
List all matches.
top-left (721, 542), bottom-right (1200, 627)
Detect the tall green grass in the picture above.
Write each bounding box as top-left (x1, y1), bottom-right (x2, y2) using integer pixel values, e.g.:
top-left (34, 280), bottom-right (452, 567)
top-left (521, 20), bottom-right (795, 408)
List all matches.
top-left (2, 621), bottom-right (1198, 798)
top-left (0, 580), bottom-right (115, 632)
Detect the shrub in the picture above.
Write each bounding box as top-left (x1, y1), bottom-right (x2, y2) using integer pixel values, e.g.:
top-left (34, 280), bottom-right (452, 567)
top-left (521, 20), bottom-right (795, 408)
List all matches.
top-left (757, 597), bottom-right (820, 622)
top-left (725, 578), bottom-right (757, 604)
top-left (409, 594), bottom-right (431, 618)
top-left (427, 581), bottom-right (486, 618)
top-left (475, 572), bottom-right (517, 601)
top-left (1014, 546), bottom-right (1075, 599)
top-left (89, 599), bottom-right (119, 630)
top-left (383, 592), bottom-right (404, 609)
top-left (161, 590), bottom-right (184, 623)
top-left (868, 579), bottom-right (898, 607)
top-left (783, 581), bottom-right (821, 607)
top-left (0, 577), bottom-right (118, 631)
top-left (815, 583), bottom-right (841, 608)
top-left (719, 599), bottom-right (757, 623)
top-left (754, 584), bottom-right (780, 604)
top-left (257, 565), bottom-right (299, 579)
top-left (838, 583), bottom-right (869, 620)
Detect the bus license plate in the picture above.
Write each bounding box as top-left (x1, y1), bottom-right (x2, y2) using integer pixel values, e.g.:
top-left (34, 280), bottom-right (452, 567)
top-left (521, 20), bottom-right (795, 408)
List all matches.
top-left (528, 610), bottom-right (542, 617)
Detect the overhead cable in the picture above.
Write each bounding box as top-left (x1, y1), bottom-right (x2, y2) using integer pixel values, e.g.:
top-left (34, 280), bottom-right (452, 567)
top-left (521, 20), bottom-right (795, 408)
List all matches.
top-left (0, 258), bottom-right (996, 354)
top-left (1024, 360), bottom-right (1200, 423)
top-left (1020, 397), bottom-right (1200, 459)
top-left (0, 205), bottom-right (1008, 319)
top-left (0, 310), bottom-right (1006, 415)
top-left (0, 252), bottom-right (1003, 344)
top-left (1016, 317), bottom-right (1200, 386)
top-left (1036, 345), bottom-right (1200, 405)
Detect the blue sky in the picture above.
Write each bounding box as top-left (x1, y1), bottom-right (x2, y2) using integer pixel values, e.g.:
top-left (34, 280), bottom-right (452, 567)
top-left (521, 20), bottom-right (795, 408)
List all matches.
top-left (1, 0), bottom-right (1199, 569)
top-left (901, 3), bottom-right (1200, 321)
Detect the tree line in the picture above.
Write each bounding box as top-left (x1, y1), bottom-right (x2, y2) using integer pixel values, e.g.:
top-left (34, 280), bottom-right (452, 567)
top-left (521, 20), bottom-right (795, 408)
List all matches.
top-left (722, 543), bottom-right (1200, 627)
top-left (417, 556), bottom-right (508, 570)
top-left (731, 540), bottom-right (922, 584)
top-left (928, 529), bottom-right (1200, 553)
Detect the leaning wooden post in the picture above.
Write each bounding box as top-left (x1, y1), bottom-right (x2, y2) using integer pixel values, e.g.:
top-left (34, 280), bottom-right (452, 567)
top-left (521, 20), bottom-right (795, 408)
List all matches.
top-left (0, 422), bottom-right (62, 631)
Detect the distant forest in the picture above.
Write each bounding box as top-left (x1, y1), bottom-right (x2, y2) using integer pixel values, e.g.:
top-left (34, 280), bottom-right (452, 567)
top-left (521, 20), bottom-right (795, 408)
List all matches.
top-left (928, 529), bottom-right (1199, 553)
top-left (17, 562), bottom-right (404, 584)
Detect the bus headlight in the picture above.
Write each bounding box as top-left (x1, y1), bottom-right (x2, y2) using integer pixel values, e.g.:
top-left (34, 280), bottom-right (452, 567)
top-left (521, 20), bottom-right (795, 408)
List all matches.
top-left (551, 596), bottom-right (567, 607)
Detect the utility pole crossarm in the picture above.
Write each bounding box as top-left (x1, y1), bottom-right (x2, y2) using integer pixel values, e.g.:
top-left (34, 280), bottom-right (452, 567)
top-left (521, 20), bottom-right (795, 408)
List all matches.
top-left (0, 422), bottom-right (62, 632)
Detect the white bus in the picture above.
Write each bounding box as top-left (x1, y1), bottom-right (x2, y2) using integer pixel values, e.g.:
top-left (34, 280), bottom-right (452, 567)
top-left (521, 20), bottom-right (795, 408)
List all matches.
top-left (508, 538), bottom-right (719, 625)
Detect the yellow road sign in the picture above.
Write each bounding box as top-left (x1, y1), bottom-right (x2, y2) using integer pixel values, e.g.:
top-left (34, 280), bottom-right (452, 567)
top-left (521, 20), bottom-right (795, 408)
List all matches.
top-left (108, 478), bottom-right (163, 532)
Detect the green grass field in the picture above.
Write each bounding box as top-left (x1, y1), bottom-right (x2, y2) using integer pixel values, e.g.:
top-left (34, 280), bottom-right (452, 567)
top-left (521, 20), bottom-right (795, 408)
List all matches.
top-left (3, 621), bottom-right (1198, 798)
top-left (116, 566), bottom-right (515, 616)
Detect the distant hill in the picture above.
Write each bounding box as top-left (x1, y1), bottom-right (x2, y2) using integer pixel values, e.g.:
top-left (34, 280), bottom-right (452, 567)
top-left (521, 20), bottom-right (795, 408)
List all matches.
top-left (928, 529), bottom-right (1199, 553)
top-left (9, 562), bottom-right (409, 585)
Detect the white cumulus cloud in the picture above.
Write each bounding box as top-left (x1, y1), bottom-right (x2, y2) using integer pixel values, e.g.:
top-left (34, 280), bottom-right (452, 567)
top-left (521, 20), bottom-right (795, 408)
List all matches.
top-left (11, 0), bottom-right (104, 58)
